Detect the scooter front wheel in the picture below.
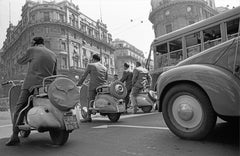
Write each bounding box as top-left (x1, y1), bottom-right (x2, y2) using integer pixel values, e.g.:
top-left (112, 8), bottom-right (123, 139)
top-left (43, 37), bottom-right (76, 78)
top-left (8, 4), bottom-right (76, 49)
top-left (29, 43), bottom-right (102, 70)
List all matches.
top-left (49, 129), bottom-right (69, 145)
top-left (20, 130), bottom-right (31, 138)
top-left (107, 113), bottom-right (121, 122)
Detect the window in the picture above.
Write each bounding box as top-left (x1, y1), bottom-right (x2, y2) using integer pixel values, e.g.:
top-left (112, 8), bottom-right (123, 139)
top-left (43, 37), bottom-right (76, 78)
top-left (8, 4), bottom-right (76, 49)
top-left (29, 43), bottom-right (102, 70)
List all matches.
top-left (110, 57), bottom-right (113, 66)
top-left (61, 28), bottom-right (65, 35)
top-left (83, 48), bottom-right (86, 56)
top-left (203, 25), bottom-right (221, 49)
top-left (226, 18), bottom-right (239, 39)
top-left (169, 38), bottom-right (183, 65)
top-left (186, 32), bottom-right (201, 47)
top-left (44, 12), bottom-right (50, 21)
top-left (156, 43), bottom-right (167, 54)
top-left (31, 15), bottom-right (35, 21)
top-left (165, 24), bottom-right (172, 33)
top-left (59, 14), bottom-right (64, 22)
top-left (169, 38), bottom-right (182, 52)
top-left (61, 42), bottom-right (66, 50)
top-left (61, 56), bottom-right (67, 69)
top-left (187, 6), bottom-right (192, 12)
top-left (186, 32), bottom-right (201, 57)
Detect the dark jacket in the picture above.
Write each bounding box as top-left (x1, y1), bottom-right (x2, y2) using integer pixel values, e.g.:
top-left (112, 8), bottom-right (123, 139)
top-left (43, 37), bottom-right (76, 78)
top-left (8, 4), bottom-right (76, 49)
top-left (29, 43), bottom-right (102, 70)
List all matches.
top-left (132, 66), bottom-right (152, 88)
top-left (17, 45), bottom-right (57, 90)
top-left (77, 62), bottom-right (108, 91)
top-left (120, 69), bottom-right (133, 90)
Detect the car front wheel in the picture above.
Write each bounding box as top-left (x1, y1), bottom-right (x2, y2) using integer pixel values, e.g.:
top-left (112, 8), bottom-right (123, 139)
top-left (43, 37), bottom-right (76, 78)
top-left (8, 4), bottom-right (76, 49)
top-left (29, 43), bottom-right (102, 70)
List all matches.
top-left (162, 84), bottom-right (217, 140)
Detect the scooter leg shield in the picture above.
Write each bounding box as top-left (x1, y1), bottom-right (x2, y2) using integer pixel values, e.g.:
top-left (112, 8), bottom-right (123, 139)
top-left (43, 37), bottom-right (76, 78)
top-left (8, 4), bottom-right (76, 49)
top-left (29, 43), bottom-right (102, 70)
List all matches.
top-left (95, 94), bottom-right (125, 113)
top-left (136, 94), bottom-right (153, 106)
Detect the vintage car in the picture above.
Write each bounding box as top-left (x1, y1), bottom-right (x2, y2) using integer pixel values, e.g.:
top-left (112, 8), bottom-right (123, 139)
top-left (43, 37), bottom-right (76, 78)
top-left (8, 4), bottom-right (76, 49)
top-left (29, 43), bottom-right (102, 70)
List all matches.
top-left (156, 37), bottom-right (240, 140)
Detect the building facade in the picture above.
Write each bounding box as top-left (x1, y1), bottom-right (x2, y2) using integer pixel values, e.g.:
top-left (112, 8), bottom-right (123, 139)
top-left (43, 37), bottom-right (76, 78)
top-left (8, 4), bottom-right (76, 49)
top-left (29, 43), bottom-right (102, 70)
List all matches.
top-left (1, 0), bottom-right (115, 84)
top-left (149, 0), bottom-right (218, 37)
top-left (112, 39), bottom-right (152, 78)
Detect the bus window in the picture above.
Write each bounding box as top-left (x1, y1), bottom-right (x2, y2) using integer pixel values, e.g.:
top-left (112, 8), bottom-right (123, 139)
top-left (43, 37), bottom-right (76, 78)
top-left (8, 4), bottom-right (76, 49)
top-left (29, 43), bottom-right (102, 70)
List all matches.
top-left (203, 25), bottom-right (221, 50)
top-left (156, 43), bottom-right (168, 54)
top-left (156, 43), bottom-right (168, 68)
top-left (227, 18), bottom-right (239, 40)
top-left (169, 38), bottom-right (183, 65)
top-left (186, 32), bottom-right (201, 57)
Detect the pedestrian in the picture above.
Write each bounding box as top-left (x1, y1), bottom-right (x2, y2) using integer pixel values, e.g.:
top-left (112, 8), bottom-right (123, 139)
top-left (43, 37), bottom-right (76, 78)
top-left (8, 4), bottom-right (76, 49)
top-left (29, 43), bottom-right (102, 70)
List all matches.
top-left (130, 61), bottom-right (152, 114)
top-left (120, 63), bottom-right (133, 110)
top-left (77, 54), bottom-right (108, 122)
top-left (6, 37), bottom-right (57, 146)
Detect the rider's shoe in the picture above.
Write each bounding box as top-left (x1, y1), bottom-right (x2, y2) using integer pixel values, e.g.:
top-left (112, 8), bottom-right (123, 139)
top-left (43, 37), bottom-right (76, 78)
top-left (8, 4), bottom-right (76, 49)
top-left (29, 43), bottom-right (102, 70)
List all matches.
top-left (5, 135), bottom-right (20, 146)
top-left (133, 106), bottom-right (138, 114)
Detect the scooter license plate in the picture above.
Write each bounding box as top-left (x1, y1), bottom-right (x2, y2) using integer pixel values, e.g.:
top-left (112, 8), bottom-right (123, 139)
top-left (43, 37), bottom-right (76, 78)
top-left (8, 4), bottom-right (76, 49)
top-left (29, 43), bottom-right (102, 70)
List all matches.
top-left (117, 104), bottom-right (125, 112)
top-left (63, 114), bottom-right (79, 131)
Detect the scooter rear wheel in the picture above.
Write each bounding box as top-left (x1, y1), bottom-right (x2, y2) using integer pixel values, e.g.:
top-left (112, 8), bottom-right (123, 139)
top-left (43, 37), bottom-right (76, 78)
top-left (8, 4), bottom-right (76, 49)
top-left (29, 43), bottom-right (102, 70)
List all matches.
top-left (49, 129), bottom-right (69, 145)
top-left (107, 113), bottom-right (121, 122)
top-left (141, 106), bottom-right (152, 113)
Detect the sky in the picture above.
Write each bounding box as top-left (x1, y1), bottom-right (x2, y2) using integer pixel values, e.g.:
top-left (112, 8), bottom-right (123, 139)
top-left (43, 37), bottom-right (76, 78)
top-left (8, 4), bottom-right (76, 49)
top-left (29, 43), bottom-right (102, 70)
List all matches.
top-left (0, 0), bottom-right (240, 57)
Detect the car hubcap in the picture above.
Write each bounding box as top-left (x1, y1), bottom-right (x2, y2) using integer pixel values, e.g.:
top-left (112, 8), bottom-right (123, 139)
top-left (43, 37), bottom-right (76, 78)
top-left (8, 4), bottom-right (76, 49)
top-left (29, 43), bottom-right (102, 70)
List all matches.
top-left (172, 95), bottom-right (202, 129)
top-left (178, 104), bottom-right (193, 121)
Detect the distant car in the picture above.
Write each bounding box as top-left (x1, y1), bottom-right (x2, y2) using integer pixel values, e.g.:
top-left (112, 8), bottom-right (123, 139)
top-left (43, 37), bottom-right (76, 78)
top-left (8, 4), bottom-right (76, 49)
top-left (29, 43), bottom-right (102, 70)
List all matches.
top-left (156, 37), bottom-right (240, 140)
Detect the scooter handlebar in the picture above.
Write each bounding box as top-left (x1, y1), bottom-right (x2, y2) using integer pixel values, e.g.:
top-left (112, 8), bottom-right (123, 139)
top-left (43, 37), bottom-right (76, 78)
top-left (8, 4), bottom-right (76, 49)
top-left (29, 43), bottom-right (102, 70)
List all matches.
top-left (1, 81), bottom-right (12, 86)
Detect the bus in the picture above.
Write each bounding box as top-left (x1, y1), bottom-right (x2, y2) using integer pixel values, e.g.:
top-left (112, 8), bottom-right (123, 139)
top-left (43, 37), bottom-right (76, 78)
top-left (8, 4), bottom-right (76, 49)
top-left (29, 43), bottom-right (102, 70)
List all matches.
top-left (147, 6), bottom-right (240, 89)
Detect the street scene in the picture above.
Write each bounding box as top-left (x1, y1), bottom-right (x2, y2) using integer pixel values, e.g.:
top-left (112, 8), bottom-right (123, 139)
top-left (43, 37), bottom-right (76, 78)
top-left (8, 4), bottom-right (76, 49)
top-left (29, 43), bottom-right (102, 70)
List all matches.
top-left (0, 110), bottom-right (239, 156)
top-left (0, 0), bottom-right (239, 156)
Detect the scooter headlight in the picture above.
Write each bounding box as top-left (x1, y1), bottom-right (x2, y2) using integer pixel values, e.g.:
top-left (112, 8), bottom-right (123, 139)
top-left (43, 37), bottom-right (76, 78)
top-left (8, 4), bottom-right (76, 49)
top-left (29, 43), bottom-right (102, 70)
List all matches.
top-left (115, 84), bottom-right (124, 93)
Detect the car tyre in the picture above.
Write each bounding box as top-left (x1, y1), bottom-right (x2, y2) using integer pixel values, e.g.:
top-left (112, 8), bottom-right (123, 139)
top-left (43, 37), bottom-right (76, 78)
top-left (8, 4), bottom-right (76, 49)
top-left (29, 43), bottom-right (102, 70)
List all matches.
top-left (162, 84), bottom-right (217, 140)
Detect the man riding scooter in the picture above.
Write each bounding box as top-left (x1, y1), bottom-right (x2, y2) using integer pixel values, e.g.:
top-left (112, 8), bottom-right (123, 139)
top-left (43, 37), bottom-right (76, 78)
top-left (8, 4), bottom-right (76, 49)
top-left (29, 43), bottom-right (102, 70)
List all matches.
top-left (130, 61), bottom-right (152, 114)
top-left (77, 54), bottom-right (108, 122)
top-left (6, 37), bottom-right (57, 146)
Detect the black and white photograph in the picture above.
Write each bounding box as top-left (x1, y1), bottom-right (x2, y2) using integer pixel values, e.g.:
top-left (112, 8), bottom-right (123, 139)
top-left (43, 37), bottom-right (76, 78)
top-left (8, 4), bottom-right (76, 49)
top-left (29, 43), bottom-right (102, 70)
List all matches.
top-left (0, 0), bottom-right (239, 155)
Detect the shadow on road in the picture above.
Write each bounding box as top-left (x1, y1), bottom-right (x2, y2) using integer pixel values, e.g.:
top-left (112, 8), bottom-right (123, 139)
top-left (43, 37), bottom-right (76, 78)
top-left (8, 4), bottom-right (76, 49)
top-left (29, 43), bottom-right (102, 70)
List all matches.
top-left (205, 122), bottom-right (239, 146)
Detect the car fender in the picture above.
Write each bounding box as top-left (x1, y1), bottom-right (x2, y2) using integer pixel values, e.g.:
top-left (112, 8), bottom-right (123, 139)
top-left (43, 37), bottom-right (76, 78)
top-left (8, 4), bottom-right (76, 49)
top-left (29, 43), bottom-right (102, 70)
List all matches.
top-left (157, 64), bottom-right (240, 116)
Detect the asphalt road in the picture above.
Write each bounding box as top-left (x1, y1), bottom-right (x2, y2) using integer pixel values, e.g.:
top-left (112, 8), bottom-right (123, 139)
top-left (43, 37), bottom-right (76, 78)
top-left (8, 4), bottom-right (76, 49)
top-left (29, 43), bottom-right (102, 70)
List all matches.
top-left (0, 111), bottom-right (239, 156)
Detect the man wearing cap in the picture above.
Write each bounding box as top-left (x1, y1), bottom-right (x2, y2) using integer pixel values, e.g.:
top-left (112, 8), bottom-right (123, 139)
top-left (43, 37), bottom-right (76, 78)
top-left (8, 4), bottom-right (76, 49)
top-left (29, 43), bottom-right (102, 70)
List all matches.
top-left (120, 63), bottom-right (133, 110)
top-left (130, 61), bottom-right (152, 114)
top-left (77, 54), bottom-right (108, 122)
top-left (6, 37), bottom-right (57, 146)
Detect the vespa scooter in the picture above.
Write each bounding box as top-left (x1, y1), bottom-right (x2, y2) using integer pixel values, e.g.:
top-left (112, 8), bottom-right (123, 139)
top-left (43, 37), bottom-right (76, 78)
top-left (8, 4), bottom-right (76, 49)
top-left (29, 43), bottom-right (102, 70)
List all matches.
top-left (79, 81), bottom-right (127, 122)
top-left (132, 86), bottom-right (157, 113)
top-left (2, 75), bottom-right (80, 145)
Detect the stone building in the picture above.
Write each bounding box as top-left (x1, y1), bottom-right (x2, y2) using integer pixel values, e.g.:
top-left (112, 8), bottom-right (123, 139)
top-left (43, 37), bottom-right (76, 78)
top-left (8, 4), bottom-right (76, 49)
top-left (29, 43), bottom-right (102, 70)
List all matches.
top-left (0, 0), bottom-right (115, 84)
top-left (112, 39), bottom-right (153, 78)
top-left (149, 0), bottom-right (218, 37)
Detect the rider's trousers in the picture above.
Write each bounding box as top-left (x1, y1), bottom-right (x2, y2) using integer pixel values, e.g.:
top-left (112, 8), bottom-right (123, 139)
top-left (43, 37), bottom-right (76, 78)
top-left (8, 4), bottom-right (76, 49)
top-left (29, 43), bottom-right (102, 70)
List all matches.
top-left (130, 86), bottom-right (143, 111)
top-left (12, 89), bottom-right (32, 134)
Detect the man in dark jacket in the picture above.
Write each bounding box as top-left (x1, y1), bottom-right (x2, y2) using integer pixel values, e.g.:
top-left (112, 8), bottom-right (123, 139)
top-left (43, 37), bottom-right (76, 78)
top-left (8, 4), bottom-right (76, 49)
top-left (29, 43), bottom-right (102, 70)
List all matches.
top-left (77, 54), bottom-right (108, 122)
top-left (6, 37), bottom-right (57, 146)
top-left (130, 61), bottom-right (152, 114)
top-left (120, 63), bottom-right (133, 110)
